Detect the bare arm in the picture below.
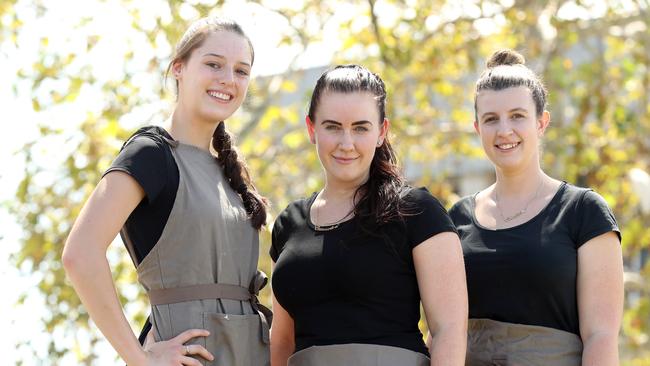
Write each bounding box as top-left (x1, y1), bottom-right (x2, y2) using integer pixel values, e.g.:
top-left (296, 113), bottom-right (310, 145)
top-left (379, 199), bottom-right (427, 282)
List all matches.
top-left (270, 262), bottom-right (295, 366)
top-left (414, 231), bottom-right (468, 366)
top-left (577, 231), bottom-right (623, 366)
top-left (62, 171), bottom-right (211, 366)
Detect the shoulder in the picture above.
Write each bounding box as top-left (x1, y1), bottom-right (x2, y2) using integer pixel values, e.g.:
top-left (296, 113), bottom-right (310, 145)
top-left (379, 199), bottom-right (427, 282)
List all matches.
top-left (120, 126), bottom-right (174, 156)
top-left (105, 126), bottom-right (178, 202)
top-left (270, 194), bottom-right (314, 261)
top-left (558, 182), bottom-right (620, 245)
top-left (401, 186), bottom-right (444, 209)
top-left (272, 194), bottom-right (314, 236)
top-left (399, 186), bottom-right (457, 248)
top-left (556, 182), bottom-right (610, 212)
top-left (449, 195), bottom-right (474, 217)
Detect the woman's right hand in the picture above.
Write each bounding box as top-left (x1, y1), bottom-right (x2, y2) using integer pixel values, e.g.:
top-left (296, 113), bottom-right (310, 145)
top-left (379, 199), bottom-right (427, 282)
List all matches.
top-left (143, 329), bottom-right (214, 366)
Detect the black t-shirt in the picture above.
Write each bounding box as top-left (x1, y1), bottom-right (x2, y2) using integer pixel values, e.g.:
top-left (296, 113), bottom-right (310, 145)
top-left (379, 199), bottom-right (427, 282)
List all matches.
top-left (449, 182), bottom-right (620, 335)
top-left (104, 126), bottom-right (180, 346)
top-left (103, 126), bottom-right (179, 264)
top-left (270, 187), bottom-right (457, 356)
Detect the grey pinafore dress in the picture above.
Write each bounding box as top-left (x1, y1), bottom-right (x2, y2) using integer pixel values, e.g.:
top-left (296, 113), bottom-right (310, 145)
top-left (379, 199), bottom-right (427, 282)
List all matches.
top-left (122, 137), bottom-right (270, 366)
top-left (466, 318), bottom-right (583, 366)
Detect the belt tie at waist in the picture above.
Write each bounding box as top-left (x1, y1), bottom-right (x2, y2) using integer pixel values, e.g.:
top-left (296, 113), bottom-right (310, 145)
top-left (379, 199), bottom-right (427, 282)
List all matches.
top-left (147, 270), bottom-right (273, 344)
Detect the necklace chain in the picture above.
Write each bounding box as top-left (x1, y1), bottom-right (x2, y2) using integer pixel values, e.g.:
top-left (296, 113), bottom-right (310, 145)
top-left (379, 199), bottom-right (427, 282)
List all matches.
top-left (312, 195), bottom-right (354, 231)
top-left (494, 179), bottom-right (545, 223)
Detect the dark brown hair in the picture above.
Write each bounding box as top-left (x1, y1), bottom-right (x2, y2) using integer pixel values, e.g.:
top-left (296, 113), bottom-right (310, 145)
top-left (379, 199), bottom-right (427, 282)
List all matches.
top-left (168, 17), bottom-right (266, 229)
top-left (474, 49), bottom-right (548, 120)
top-left (307, 65), bottom-right (407, 228)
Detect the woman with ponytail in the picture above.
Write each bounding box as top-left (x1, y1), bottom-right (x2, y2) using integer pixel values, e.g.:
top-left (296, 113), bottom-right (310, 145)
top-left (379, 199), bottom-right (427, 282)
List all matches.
top-left (449, 49), bottom-right (623, 365)
top-left (63, 17), bottom-right (271, 365)
top-left (269, 65), bottom-right (467, 366)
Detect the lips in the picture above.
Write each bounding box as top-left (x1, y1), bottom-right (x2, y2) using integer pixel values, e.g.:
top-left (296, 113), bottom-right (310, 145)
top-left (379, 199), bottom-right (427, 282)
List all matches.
top-left (495, 142), bottom-right (520, 151)
top-left (207, 90), bottom-right (233, 101)
top-left (332, 156), bottom-right (358, 164)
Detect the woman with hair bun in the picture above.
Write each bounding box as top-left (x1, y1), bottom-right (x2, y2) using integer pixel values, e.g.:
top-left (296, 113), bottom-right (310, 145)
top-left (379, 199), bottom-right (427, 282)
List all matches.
top-left (270, 64), bottom-right (468, 366)
top-left (449, 49), bottom-right (623, 365)
top-left (63, 17), bottom-right (271, 366)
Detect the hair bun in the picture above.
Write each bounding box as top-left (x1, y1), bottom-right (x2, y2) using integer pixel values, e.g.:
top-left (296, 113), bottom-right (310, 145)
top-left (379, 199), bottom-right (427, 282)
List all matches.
top-left (486, 49), bottom-right (525, 68)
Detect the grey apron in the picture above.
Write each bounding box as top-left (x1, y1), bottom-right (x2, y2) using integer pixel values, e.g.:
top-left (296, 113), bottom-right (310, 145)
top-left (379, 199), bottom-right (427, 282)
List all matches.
top-left (288, 343), bottom-right (430, 366)
top-left (466, 318), bottom-right (583, 366)
top-left (122, 138), bottom-right (270, 366)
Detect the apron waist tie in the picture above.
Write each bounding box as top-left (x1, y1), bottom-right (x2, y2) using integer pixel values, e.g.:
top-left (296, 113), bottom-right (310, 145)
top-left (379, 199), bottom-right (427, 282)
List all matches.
top-left (147, 270), bottom-right (273, 344)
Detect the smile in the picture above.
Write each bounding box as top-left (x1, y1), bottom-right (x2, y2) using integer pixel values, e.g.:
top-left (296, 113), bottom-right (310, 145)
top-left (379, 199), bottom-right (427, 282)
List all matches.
top-left (495, 142), bottom-right (520, 151)
top-left (333, 156), bottom-right (359, 164)
top-left (207, 90), bottom-right (233, 101)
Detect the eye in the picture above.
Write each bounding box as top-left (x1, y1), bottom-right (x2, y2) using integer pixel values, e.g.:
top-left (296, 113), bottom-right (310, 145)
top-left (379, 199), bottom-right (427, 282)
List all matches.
top-left (512, 113), bottom-right (525, 119)
top-left (237, 68), bottom-right (250, 76)
top-left (353, 126), bottom-right (369, 132)
top-left (483, 117), bottom-right (497, 124)
top-left (325, 124), bottom-right (341, 131)
top-left (207, 62), bottom-right (221, 70)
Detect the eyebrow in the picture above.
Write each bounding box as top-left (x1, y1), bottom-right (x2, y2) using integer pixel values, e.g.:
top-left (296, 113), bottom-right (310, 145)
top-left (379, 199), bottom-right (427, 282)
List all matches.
top-left (321, 120), bottom-right (373, 125)
top-left (480, 108), bottom-right (528, 119)
top-left (202, 53), bottom-right (251, 67)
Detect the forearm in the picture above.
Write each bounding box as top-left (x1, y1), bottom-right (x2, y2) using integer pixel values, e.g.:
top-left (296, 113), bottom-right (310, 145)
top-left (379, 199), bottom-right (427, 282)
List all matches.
top-left (64, 249), bottom-right (146, 366)
top-left (581, 331), bottom-right (619, 366)
top-left (429, 323), bottom-right (467, 366)
top-left (270, 338), bottom-right (294, 366)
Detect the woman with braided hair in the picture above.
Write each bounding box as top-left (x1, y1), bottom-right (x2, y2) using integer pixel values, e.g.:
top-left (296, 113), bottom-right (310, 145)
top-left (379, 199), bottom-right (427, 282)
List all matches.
top-left (63, 17), bottom-right (271, 366)
top-left (269, 65), bottom-right (468, 366)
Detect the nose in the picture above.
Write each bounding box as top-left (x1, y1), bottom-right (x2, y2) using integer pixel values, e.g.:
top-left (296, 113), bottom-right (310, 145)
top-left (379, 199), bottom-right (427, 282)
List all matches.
top-left (220, 67), bottom-right (235, 86)
top-left (496, 118), bottom-right (513, 137)
top-left (338, 130), bottom-right (354, 151)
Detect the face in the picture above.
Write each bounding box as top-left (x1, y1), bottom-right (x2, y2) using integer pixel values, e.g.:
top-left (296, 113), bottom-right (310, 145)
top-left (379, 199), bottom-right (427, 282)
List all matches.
top-left (474, 86), bottom-right (550, 173)
top-left (173, 30), bottom-right (252, 123)
top-left (307, 91), bottom-right (389, 188)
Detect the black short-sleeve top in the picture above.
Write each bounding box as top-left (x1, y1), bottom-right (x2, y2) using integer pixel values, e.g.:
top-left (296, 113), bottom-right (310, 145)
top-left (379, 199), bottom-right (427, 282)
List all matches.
top-left (449, 182), bottom-right (620, 335)
top-left (270, 187), bottom-right (457, 356)
top-left (103, 126), bottom-right (179, 264)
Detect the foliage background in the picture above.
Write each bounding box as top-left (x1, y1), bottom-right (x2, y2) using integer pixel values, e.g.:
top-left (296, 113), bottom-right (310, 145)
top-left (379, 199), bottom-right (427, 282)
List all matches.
top-left (2, 0), bottom-right (649, 364)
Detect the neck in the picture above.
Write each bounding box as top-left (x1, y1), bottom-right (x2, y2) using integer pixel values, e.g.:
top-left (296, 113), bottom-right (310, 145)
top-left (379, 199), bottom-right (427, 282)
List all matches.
top-left (167, 106), bottom-right (219, 151)
top-left (320, 182), bottom-right (361, 205)
top-left (494, 164), bottom-right (546, 199)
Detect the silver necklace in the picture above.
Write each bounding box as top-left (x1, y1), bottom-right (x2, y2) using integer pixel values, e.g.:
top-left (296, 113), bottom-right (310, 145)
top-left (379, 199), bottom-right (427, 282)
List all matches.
top-left (494, 179), bottom-right (544, 223)
top-left (312, 197), bottom-right (354, 231)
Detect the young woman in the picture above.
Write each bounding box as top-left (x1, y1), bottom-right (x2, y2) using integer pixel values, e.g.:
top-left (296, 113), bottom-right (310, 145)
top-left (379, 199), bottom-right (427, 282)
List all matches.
top-left (62, 17), bottom-right (271, 366)
top-left (449, 49), bottom-right (623, 365)
top-left (269, 65), bottom-right (468, 366)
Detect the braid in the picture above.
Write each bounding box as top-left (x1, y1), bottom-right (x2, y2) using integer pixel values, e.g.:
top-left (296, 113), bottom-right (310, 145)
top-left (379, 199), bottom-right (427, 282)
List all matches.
top-left (212, 122), bottom-right (268, 229)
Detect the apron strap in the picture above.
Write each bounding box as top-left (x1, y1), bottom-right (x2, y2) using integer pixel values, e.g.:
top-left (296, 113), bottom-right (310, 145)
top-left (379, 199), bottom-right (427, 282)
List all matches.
top-left (147, 270), bottom-right (273, 344)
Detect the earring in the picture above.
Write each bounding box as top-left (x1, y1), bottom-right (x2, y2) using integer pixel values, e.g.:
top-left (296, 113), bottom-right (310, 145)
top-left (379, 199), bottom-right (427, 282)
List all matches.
top-left (377, 140), bottom-right (382, 147)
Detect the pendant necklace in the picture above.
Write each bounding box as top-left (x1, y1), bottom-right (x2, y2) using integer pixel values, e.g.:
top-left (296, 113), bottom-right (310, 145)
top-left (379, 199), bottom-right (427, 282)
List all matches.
top-left (312, 196), bottom-right (354, 231)
top-left (495, 178), bottom-right (544, 223)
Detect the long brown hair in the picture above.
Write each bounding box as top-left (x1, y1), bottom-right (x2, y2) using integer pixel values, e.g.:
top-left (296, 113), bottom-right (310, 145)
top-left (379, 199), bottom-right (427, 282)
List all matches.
top-left (307, 65), bottom-right (408, 229)
top-left (167, 17), bottom-right (267, 229)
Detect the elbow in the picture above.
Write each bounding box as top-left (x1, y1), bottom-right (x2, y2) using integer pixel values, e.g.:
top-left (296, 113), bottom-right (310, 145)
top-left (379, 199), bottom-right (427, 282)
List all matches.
top-left (61, 242), bottom-right (79, 273)
top-left (62, 238), bottom-right (95, 275)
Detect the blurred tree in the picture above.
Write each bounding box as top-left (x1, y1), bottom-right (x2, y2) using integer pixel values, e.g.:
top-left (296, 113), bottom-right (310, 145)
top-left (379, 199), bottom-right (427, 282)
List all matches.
top-left (4, 0), bottom-right (649, 364)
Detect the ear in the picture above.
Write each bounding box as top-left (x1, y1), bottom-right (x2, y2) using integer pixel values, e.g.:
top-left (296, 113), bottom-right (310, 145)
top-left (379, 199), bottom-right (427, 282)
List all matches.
top-left (474, 120), bottom-right (480, 135)
top-left (537, 110), bottom-right (550, 136)
top-left (172, 61), bottom-right (183, 80)
top-left (306, 116), bottom-right (316, 144)
top-left (377, 118), bottom-right (390, 146)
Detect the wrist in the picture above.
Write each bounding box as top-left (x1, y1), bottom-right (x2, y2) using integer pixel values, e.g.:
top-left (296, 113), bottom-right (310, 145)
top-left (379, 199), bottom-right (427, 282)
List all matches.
top-left (125, 347), bottom-right (148, 366)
